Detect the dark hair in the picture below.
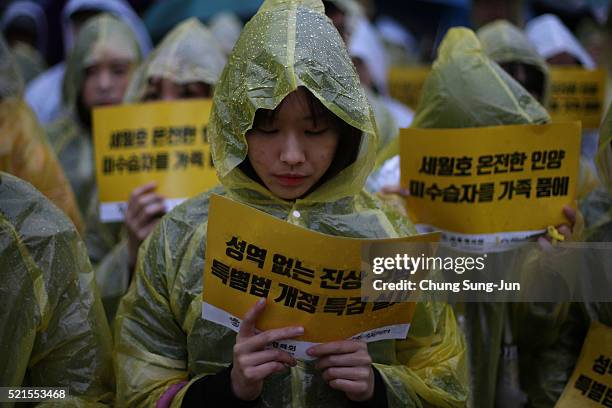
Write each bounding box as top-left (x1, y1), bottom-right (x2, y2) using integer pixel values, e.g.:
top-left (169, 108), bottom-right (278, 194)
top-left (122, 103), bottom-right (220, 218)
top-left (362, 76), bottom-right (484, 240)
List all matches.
top-left (239, 87), bottom-right (361, 197)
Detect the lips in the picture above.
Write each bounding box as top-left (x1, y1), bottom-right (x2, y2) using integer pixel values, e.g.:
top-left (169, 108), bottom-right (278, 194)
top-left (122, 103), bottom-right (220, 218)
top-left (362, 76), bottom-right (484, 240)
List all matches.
top-left (274, 174), bottom-right (307, 186)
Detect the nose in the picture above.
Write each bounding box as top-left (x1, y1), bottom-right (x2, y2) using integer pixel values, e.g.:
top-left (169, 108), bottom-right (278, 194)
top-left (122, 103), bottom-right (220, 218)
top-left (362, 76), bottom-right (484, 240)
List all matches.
top-left (279, 132), bottom-right (306, 166)
top-left (97, 69), bottom-right (112, 91)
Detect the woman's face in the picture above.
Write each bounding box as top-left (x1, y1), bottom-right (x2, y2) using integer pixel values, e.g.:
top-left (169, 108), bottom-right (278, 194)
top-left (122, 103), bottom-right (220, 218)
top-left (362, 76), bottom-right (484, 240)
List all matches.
top-left (143, 77), bottom-right (212, 101)
top-left (246, 88), bottom-right (340, 200)
top-left (81, 49), bottom-right (134, 108)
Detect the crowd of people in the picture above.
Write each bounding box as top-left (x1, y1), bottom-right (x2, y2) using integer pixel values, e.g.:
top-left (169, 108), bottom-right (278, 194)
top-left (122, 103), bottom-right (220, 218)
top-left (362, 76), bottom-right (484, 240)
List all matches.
top-left (1, 0), bottom-right (610, 407)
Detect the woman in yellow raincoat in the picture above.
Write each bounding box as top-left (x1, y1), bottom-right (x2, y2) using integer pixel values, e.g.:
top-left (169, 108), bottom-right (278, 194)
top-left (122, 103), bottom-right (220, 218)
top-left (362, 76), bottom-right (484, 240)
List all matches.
top-left (0, 172), bottom-right (113, 406)
top-left (114, 1), bottom-right (468, 407)
top-left (0, 34), bottom-right (83, 231)
top-left (84, 18), bottom-right (227, 321)
top-left (45, 14), bottom-right (141, 218)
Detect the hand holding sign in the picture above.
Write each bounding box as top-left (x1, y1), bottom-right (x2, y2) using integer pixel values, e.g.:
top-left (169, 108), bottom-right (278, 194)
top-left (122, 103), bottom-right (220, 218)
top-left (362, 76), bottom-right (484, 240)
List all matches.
top-left (126, 182), bottom-right (166, 269)
top-left (231, 298), bottom-right (303, 401)
top-left (308, 340), bottom-right (375, 402)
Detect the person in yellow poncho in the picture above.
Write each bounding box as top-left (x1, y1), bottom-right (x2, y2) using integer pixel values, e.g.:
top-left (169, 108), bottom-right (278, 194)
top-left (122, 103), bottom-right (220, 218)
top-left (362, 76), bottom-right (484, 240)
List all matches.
top-left (45, 14), bottom-right (141, 218)
top-left (113, 1), bottom-right (468, 406)
top-left (0, 172), bottom-right (113, 406)
top-left (0, 33), bottom-right (83, 232)
top-left (83, 18), bottom-right (227, 321)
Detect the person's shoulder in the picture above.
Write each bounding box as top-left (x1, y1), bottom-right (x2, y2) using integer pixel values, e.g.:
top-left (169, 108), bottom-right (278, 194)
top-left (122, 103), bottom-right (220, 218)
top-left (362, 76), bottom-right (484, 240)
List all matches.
top-left (0, 172), bottom-right (76, 239)
top-left (356, 189), bottom-right (417, 237)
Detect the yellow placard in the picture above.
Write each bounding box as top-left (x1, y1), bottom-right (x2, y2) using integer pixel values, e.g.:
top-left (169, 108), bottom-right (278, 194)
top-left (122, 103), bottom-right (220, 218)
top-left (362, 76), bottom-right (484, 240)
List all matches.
top-left (555, 321), bottom-right (612, 408)
top-left (387, 66), bottom-right (431, 110)
top-left (93, 99), bottom-right (218, 222)
top-left (202, 195), bottom-right (439, 344)
top-left (400, 123), bottom-right (581, 237)
top-left (549, 67), bottom-right (607, 129)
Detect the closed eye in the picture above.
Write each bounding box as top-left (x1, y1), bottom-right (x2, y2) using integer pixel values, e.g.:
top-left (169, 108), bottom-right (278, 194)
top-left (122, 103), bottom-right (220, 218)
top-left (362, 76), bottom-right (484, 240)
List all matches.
top-left (305, 128), bottom-right (328, 135)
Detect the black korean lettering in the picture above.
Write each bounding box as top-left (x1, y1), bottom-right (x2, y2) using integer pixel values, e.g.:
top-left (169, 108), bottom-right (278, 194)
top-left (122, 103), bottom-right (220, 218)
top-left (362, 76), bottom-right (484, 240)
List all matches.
top-left (174, 151), bottom-right (189, 169)
top-left (477, 155), bottom-right (494, 175)
top-left (509, 152), bottom-right (527, 172)
top-left (425, 183), bottom-right (443, 201)
top-left (574, 374), bottom-right (592, 395)
top-left (229, 269), bottom-right (250, 292)
top-left (477, 182), bottom-right (495, 202)
top-left (437, 157), bottom-right (454, 176)
top-left (536, 177), bottom-right (552, 198)
top-left (442, 184), bottom-right (460, 203)
top-left (587, 381), bottom-right (606, 402)
top-left (409, 180), bottom-right (424, 198)
top-left (346, 297), bottom-right (367, 315)
top-left (225, 236), bottom-right (246, 261)
top-left (296, 291), bottom-right (319, 314)
top-left (274, 283), bottom-right (298, 307)
top-left (249, 274), bottom-right (272, 297)
top-left (593, 355), bottom-right (611, 375)
top-left (454, 156), bottom-right (472, 176)
top-left (459, 184), bottom-right (477, 203)
top-left (246, 244), bottom-right (267, 269)
top-left (419, 156), bottom-right (437, 175)
top-left (292, 260), bottom-right (314, 285)
top-left (492, 153), bottom-right (510, 174)
top-left (323, 297), bottom-right (347, 315)
top-left (272, 254), bottom-right (293, 278)
top-left (211, 259), bottom-right (230, 284)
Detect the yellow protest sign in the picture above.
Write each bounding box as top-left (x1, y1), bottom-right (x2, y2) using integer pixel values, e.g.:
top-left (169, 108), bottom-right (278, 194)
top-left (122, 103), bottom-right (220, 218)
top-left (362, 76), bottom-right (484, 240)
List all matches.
top-left (387, 66), bottom-right (431, 110)
top-left (202, 195), bottom-right (437, 359)
top-left (555, 321), bottom-right (612, 408)
top-left (549, 67), bottom-right (607, 129)
top-left (93, 99), bottom-right (218, 222)
top-left (400, 123), bottom-right (581, 246)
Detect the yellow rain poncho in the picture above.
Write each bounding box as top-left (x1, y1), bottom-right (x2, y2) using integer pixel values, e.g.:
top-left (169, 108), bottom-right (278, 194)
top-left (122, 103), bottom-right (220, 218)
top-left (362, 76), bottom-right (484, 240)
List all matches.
top-left (46, 14), bottom-right (141, 217)
top-left (0, 172), bottom-right (113, 405)
top-left (84, 18), bottom-right (227, 322)
top-left (477, 20), bottom-right (599, 201)
top-left (114, 1), bottom-right (468, 407)
top-left (123, 17), bottom-right (227, 103)
top-left (477, 20), bottom-right (550, 105)
top-left (0, 34), bottom-right (83, 231)
top-left (400, 28), bottom-right (576, 408)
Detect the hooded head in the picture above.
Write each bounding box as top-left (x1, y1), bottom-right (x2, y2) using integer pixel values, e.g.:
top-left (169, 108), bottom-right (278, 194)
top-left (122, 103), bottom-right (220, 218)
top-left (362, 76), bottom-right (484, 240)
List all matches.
top-left (526, 14), bottom-right (596, 68)
top-left (62, 14), bottom-right (140, 127)
top-left (123, 18), bottom-right (227, 103)
top-left (477, 20), bottom-right (550, 105)
top-left (1, 1), bottom-right (48, 54)
top-left (61, 0), bottom-right (152, 56)
top-left (412, 27), bottom-right (550, 129)
top-left (209, 0), bottom-right (378, 203)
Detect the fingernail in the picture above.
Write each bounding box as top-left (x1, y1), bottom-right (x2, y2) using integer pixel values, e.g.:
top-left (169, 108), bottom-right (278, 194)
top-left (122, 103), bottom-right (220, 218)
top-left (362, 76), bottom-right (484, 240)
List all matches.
top-left (295, 326), bottom-right (304, 334)
top-left (257, 298), bottom-right (266, 306)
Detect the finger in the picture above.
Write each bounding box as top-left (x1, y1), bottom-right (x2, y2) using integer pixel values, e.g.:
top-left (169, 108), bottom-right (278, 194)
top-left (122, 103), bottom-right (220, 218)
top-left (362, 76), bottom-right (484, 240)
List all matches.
top-left (563, 206), bottom-right (577, 226)
top-left (242, 361), bottom-right (288, 382)
top-left (315, 353), bottom-right (372, 371)
top-left (127, 193), bottom-right (163, 220)
top-left (129, 182), bottom-right (157, 201)
top-left (307, 340), bottom-right (364, 357)
top-left (327, 379), bottom-right (369, 396)
top-left (138, 217), bottom-right (163, 241)
top-left (135, 202), bottom-right (166, 226)
top-left (322, 366), bottom-right (371, 382)
top-left (538, 236), bottom-right (553, 252)
top-left (239, 326), bottom-right (304, 353)
top-left (238, 349), bottom-right (296, 367)
top-left (557, 225), bottom-right (572, 241)
top-left (238, 298), bottom-right (267, 338)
